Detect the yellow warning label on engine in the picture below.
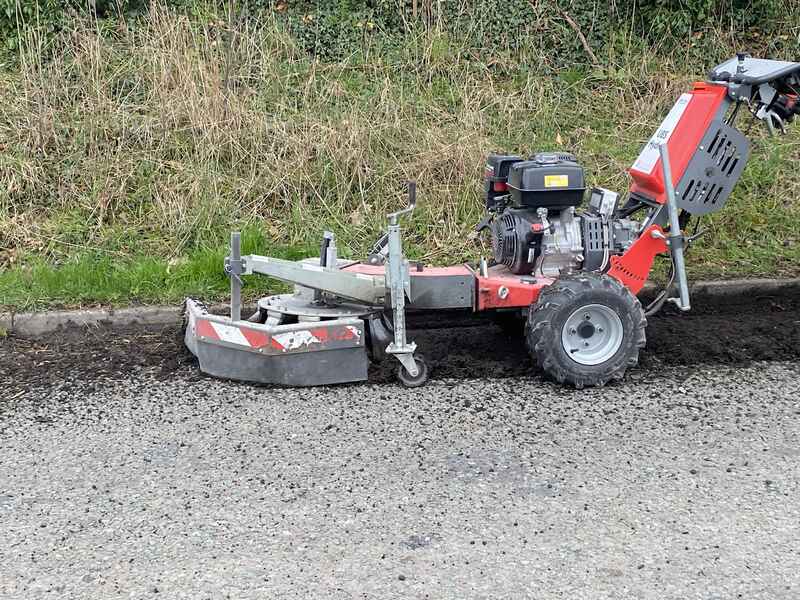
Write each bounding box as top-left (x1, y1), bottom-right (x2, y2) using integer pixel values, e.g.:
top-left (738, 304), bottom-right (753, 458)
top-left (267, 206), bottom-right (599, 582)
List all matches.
top-left (544, 174), bottom-right (569, 188)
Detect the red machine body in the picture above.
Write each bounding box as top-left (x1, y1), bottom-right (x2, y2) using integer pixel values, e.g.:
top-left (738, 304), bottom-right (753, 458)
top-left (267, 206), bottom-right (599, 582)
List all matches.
top-left (628, 83), bottom-right (729, 204)
top-left (606, 225), bottom-right (668, 294)
top-left (344, 262), bottom-right (553, 312)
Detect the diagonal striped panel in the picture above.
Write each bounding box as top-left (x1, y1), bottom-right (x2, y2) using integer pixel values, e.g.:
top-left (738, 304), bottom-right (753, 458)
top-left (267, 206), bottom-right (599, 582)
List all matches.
top-left (239, 327), bottom-right (270, 349)
top-left (209, 322), bottom-right (250, 346)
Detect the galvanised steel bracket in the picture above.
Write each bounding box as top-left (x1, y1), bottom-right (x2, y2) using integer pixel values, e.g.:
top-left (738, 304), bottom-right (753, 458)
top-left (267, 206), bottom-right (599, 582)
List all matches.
top-left (658, 143), bottom-right (691, 311)
top-left (384, 182), bottom-right (419, 377)
top-left (225, 232), bottom-right (244, 322)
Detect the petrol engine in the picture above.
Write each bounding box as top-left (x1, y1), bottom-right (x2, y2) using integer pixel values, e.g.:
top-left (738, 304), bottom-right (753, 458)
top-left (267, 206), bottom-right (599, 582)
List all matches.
top-left (483, 152), bottom-right (638, 276)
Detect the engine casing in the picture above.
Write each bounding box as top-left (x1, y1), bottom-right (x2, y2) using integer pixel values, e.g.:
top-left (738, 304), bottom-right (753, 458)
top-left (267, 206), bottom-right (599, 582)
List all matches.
top-left (491, 207), bottom-right (584, 276)
top-left (485, 152), bottom-right (639, 276)
top-left (490, 205), bottom-right (638, 277)
top-left (491, 209), bottom-right (538, 275)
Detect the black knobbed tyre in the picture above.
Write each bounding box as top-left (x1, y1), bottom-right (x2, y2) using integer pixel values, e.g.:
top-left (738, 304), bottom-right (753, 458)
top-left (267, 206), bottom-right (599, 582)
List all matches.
top-left (526, 274), bottom-right (646, 388)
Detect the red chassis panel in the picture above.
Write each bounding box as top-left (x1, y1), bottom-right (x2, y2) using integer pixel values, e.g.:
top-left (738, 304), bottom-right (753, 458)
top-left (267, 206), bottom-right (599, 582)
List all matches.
top-left (346, 251), bottom-right (682, 309)
top-left (475, 267), bottom-right (553, 310)
top-left (344, 262), bottom-right (552, 311)
top-left (606, 225), bottom-right (668, 294)
top-left (347, 251), bottom-right (672, 309)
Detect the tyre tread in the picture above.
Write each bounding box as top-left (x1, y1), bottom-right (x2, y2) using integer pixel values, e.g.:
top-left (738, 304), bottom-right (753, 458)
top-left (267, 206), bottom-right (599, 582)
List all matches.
top-left (526, 274), bottom-right (646, 387)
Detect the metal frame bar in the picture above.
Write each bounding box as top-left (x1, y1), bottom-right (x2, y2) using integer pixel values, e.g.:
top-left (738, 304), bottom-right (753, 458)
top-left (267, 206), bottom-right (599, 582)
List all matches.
top-left (240, 255), bottom-right (386, 306)
top-left (658, 143), bottom-right (691, 311)
top-left (227, 232), bottom-right (243, 321)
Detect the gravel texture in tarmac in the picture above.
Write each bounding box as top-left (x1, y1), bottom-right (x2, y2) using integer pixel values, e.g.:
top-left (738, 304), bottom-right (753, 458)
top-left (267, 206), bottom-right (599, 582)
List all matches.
top-left (1, 295), bottom-right (799, 599)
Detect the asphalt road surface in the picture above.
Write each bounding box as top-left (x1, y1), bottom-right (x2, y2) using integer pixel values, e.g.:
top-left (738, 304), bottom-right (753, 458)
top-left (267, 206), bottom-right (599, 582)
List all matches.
top-left (1, 294), bottom-right (799, 599)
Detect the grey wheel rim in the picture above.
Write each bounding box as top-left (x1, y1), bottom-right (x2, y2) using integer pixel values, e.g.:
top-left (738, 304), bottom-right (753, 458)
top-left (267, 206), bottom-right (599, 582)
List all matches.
top-left (560, 303), bottom-right (624, 366)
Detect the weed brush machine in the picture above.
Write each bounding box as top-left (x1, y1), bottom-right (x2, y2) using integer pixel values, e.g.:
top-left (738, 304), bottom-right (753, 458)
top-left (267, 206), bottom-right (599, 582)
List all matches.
top-left (184, 55), bottom-right (800, 387)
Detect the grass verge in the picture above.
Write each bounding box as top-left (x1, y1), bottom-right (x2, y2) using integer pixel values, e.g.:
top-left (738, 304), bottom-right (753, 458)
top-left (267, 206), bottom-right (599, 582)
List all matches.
top-left (0, 227), bottom-right (308, 308)
top-left (0, 8), bottom-right (798, 310)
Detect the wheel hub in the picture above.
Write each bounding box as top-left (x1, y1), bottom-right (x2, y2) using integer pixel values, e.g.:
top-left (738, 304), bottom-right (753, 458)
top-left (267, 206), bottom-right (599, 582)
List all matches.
top-left (561, 303), bottom-right (624, 366)
top-left (577, 321), bottom-right (596, 339)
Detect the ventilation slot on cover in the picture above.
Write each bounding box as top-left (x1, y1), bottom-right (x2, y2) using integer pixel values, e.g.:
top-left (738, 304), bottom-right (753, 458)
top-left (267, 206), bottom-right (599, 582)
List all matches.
top-left (584, 218), bottom-right (603, 252)
top-left (675, 120), bottom-right (751, 215)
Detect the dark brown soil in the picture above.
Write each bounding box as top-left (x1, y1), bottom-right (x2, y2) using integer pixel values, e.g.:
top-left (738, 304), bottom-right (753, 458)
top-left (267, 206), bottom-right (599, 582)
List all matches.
top-left (2, 291), bottom-right (798, 395)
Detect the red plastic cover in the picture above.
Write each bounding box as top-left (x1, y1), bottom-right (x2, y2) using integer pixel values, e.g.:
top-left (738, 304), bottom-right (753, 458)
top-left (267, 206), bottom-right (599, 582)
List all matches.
top-left (629, 83), bottom-right (728, 205)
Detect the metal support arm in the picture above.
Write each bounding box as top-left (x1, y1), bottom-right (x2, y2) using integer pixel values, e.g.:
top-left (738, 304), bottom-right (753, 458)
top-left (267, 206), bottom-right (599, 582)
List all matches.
top-left (658, 143), bottom-right (691, 311)
top-left (226, 232), bottom-right (243, 322)
top-left (241, 255), bottom-right (386, 306)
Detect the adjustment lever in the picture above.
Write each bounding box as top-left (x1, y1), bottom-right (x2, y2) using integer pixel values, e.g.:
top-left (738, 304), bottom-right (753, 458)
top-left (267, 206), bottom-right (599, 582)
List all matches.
top-left (686, 228), bottom-right (707, 245)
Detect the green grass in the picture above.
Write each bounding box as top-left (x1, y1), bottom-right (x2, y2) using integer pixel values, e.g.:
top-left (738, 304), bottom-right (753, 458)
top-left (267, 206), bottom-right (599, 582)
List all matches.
top-left (0, 8), bottom-right (798, 310)
top-left (0, 226), bottom-right (311, 309)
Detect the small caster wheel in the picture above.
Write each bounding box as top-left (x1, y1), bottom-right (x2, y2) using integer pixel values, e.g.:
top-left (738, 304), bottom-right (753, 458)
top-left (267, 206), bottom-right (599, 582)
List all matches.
top-left (397, 355), bottom-right (429, 388)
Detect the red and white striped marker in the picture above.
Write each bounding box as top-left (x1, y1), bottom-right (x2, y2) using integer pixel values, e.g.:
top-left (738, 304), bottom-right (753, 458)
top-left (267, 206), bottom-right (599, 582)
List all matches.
top-left (195, 319), bottom-right (360, 353)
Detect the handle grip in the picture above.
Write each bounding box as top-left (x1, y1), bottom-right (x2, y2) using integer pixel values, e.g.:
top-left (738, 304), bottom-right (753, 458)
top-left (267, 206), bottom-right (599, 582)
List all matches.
top-left (387, 180), bottom-right (418, 224)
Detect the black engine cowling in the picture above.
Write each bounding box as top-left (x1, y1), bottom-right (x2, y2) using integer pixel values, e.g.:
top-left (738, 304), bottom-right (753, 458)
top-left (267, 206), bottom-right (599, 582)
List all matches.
top-left (507, 153), bottom-right (585, 210)
top-left (491, 209), bottom-right (542, 275)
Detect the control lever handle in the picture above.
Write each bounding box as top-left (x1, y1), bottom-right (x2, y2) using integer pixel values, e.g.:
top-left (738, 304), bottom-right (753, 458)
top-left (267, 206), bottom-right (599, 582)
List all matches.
top-left (387, 181), bottom-right (417, 224)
